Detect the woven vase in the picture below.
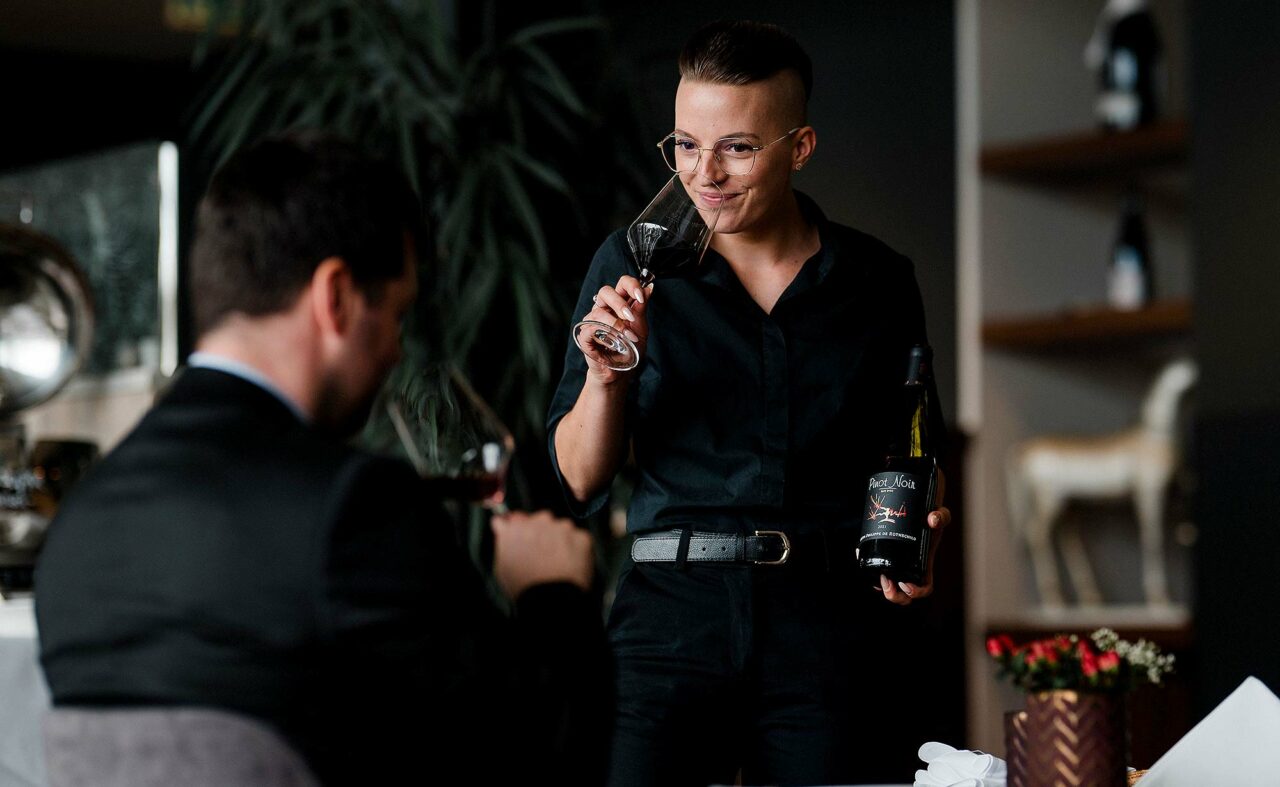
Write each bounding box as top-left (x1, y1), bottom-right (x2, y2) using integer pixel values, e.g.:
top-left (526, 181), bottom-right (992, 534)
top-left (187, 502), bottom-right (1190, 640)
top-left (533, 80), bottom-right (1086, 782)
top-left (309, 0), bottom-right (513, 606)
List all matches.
top-left (1022, 689), bottom-right (1127, 787)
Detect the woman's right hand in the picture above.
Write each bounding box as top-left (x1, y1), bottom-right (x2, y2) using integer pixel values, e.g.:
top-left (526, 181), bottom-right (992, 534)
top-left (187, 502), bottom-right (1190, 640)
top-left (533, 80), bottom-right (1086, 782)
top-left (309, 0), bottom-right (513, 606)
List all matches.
top-left (578, 274), bottom-right (654, 384)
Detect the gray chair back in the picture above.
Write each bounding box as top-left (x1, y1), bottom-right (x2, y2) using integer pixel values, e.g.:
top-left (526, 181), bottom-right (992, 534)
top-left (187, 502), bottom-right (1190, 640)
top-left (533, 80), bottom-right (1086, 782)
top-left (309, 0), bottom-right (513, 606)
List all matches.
top-left (43, 707), bottom-right (320, 787)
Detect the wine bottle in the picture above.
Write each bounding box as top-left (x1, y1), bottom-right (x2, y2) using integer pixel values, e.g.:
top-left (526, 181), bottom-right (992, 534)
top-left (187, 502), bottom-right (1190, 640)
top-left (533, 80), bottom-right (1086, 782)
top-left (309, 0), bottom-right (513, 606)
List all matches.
top-left (1092, 0), bottom-right (1163, 131)
top-left (1107, 193), bottom-right (1153, 310)
top-left (858, 344), bottom-right (938, 587)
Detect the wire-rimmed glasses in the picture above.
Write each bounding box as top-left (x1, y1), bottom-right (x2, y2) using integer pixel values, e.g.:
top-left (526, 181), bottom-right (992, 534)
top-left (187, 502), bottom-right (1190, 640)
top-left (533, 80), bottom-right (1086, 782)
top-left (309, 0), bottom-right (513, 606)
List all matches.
top-left (657, 127), bottom-right (801, 176)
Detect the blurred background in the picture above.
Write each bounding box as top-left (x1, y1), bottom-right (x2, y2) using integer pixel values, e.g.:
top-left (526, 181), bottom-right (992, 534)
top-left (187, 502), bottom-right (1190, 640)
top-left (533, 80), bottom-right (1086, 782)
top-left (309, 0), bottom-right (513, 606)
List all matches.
top-left (2, 0), bottom-right (1278, 776)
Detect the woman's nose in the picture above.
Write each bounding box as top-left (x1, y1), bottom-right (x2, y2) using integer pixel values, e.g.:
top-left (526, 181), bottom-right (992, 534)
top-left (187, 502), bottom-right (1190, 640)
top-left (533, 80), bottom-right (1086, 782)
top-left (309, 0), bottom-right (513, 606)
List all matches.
top-left (695, 149), bottom-right (726, 182)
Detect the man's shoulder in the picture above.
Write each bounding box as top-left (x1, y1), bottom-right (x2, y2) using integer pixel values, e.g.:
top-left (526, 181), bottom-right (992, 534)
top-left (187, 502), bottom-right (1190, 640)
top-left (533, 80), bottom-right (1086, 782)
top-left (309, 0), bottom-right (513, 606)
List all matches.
top-left (68, 370), bottom-right (416, 518)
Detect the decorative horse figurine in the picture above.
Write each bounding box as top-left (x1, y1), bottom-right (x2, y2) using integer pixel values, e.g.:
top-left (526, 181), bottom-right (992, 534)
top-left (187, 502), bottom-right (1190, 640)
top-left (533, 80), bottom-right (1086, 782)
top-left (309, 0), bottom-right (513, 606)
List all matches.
top-left (1005, 358), bottom-right (1198, 609)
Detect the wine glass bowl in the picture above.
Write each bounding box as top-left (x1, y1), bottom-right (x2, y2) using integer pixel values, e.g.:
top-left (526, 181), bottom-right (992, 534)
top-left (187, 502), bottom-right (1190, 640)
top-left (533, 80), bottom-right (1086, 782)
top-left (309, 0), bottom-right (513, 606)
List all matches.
top-left (572, 176), bottom-right (721, 371)
top-left (379, 363), bottom-right (514, 512)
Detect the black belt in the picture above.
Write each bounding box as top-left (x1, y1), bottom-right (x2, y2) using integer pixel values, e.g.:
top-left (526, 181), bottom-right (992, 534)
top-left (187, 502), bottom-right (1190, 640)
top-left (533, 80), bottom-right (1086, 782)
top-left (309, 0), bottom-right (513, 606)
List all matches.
top-left (631, 530), bottom-right (792, 566)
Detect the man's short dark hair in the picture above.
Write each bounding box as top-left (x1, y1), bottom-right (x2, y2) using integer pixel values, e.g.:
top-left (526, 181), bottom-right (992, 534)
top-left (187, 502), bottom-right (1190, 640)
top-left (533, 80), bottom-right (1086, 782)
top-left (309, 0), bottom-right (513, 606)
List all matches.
top-left (190, 133), bottom-right (424, 337)
top-left (678, 20), bottom-right (813, 104)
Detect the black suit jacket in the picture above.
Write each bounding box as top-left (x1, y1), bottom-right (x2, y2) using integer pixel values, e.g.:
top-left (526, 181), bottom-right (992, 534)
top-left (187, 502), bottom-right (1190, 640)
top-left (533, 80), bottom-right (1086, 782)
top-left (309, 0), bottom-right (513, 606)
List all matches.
top-left (36, 368), bottom-right (610, 784)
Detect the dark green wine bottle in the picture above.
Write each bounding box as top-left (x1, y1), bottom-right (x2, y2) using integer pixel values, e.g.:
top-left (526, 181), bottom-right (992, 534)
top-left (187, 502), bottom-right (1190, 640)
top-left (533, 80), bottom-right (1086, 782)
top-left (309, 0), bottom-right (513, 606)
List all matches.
top-left (858, 344), bottom-right (938, 587)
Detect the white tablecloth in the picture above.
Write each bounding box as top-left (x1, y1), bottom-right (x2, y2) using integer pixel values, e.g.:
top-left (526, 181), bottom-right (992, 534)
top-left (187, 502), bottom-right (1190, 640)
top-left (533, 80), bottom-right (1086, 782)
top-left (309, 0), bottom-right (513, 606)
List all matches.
top-left (0, 598), bottom-right (49, 787)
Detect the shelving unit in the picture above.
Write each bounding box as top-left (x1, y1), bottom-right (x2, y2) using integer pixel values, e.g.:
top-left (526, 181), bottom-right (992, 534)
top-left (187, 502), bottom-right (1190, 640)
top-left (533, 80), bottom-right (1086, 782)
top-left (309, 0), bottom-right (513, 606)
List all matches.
top-left (980, 119), bottom-right (1188, 183)
top-left (982, 298), bottom-right (1192, 351)
top-left (958, 0), bottom-right (1193, 757)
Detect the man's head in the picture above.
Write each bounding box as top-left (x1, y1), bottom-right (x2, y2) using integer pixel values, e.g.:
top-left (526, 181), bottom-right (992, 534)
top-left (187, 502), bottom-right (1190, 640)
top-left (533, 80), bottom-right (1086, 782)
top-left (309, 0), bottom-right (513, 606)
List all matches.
top-left (190, 133), bottom-right (421, 434)
top-left (671, 21), bottom-right (817, 236)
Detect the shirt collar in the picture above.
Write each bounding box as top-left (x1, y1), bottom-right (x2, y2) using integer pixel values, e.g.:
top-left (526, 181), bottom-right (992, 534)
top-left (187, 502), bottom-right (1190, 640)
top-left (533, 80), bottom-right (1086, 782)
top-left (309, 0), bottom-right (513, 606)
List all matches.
top-left (186, 352), bottom-right (310, 424)
top-left (695, 190), bottom-right (840, 296)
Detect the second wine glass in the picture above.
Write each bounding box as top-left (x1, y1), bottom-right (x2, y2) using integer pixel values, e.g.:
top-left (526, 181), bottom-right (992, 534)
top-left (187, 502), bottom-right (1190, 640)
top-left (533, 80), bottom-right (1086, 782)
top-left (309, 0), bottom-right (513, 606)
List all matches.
top-left (572, 175), bottom-right (721, 371)
top-left (383, 362), bottom-right (514, 514)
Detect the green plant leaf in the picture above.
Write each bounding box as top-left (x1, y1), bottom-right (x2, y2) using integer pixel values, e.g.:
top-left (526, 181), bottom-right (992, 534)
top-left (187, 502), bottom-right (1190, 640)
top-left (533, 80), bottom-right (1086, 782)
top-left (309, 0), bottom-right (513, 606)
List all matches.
top-left (502, 145), bottom-right (572, 197)
top-left (506, 15), bottom-right (603, 47)
top-left (519, 43), bottom-right (588, 116)
top-left (490, 153), bottom-right (549, 272)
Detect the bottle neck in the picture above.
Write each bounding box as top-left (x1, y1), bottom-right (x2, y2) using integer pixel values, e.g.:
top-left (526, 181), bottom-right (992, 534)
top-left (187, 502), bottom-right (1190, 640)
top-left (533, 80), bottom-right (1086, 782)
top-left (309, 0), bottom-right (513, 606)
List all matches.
top-left (906, 383), bottom-right (930, 458)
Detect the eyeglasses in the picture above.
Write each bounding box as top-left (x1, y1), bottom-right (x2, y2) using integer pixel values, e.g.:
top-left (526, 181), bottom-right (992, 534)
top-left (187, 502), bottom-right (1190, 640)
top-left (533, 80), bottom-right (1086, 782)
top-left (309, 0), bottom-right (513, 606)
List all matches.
top-left (657, 127), bottom-right (802, 176)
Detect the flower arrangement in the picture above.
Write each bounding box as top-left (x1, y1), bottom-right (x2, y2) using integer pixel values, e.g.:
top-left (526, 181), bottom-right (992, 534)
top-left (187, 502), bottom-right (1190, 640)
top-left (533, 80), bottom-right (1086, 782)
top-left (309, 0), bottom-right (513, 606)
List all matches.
top-left (986, 627), bottom-right (1174, 693)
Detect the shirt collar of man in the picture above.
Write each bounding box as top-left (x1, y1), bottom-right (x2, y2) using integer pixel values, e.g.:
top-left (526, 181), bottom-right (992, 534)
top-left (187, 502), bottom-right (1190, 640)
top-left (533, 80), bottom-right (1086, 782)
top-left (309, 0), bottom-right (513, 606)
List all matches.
top-left (187, 351), bottom-right (310, 424)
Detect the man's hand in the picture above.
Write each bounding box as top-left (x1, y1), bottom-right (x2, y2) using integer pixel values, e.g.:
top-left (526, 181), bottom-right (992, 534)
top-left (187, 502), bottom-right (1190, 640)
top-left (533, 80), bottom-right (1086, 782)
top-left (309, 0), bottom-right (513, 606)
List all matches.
top-left (491, 510), bottom-right (594, 601)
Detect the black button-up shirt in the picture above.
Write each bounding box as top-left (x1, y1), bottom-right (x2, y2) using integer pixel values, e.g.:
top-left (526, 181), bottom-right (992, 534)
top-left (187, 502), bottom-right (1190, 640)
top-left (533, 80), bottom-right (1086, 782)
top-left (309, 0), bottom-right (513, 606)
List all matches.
top-left (548, 192), bottom-right (944, 535)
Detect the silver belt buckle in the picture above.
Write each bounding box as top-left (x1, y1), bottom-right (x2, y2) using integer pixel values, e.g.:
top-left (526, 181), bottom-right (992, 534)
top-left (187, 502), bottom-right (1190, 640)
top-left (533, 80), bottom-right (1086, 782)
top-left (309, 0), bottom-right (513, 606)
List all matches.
top-left (751, 530), bottom-right (791, 565)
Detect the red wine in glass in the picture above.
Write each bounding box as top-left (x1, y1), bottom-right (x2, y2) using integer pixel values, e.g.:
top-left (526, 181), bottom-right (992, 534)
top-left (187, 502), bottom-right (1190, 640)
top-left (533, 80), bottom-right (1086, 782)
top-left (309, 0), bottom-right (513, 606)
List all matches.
top-left (421, 473), bottom-right (506, 510)
top-left (382, 363), bottom-right (514, 515)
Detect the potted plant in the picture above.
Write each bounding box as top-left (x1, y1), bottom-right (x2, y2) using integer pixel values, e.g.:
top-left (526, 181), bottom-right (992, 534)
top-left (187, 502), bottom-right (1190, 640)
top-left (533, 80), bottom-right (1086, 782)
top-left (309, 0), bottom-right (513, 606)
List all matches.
top-left (987, 628), bottom-right (1174, 786)
top-left (184, 0), bottom-right (649, 512)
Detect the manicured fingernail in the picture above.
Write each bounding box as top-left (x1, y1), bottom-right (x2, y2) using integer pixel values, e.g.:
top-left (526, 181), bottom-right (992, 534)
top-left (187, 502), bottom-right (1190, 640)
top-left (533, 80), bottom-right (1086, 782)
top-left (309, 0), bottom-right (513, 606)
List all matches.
top-left (632, 288), bottom-right (644, 304)
top-left (624, 329), bottom-right (640, 343)
top-left (899, 582), bottom-right (914, 596)
top-left (622, 308), bottom-right (636, 322)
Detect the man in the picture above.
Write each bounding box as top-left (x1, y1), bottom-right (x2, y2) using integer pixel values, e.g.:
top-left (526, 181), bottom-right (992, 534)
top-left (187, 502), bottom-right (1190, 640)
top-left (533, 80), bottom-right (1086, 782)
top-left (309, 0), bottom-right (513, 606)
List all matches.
top-left (37, 134), bottom-right (609, 785)
top-left (550, 21), bottom-right (950, 786)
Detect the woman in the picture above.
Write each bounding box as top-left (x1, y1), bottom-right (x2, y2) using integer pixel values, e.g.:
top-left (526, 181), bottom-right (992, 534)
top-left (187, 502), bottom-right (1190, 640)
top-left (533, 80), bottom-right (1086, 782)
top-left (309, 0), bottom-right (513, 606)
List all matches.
top-left (547, 20), bottom-right (951, 787)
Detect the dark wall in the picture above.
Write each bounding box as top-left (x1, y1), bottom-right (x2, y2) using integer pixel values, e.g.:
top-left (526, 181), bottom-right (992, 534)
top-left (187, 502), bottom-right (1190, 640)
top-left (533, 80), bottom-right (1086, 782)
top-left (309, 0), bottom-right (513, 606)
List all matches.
top-left (0, 49), bottom-right (194, 171)
top-left (1190, 0), bottom-right (1280, 712)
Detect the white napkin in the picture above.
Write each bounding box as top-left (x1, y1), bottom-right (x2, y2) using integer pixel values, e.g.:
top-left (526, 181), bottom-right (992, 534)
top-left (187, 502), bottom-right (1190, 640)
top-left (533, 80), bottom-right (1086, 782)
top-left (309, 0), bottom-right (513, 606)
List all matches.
top-left (914, 741), bottom-right (1006, 787)
top-left (1139, 676), bottom-right (1280, 786)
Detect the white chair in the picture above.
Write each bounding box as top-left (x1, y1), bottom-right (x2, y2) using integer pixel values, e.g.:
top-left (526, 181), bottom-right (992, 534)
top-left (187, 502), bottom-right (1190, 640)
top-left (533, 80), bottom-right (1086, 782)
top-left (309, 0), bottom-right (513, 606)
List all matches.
top-left (43, 707), bottom-right (320, 787)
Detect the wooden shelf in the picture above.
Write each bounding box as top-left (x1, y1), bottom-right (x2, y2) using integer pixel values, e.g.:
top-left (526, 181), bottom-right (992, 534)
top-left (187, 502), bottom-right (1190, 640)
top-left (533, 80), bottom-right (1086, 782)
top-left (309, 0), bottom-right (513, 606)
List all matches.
top-left (983, 298), bottom-right (1192, 351)
top-left (980, 119), bottom-right (1189, 184)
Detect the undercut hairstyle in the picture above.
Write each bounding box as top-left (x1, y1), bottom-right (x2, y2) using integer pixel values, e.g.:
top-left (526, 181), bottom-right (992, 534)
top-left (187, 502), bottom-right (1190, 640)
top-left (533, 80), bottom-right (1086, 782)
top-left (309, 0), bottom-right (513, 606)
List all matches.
top-left (190, 132), bottom-right (424, 337)
top-left (678, 20), bottom-right (813, 110)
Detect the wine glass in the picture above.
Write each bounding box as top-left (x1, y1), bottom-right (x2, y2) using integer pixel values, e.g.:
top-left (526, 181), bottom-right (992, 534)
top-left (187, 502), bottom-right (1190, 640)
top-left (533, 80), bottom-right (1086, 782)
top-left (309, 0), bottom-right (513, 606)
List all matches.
top-left (571, 175), bottom-right (721, 371)
top-left (379, 362), bottom-right (514, 514)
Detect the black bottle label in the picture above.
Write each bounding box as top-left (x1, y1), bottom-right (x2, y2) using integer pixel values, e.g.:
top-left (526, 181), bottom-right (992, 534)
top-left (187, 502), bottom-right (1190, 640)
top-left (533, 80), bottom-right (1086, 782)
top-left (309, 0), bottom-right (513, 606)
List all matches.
top-left (860, 471), bottom-right (929, 544)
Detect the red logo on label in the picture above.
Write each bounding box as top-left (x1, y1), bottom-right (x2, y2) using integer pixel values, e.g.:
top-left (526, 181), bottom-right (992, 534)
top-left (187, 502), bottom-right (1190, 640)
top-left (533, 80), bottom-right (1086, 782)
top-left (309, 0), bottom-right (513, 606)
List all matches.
top-left (866, 494), bottom-right (909, 525)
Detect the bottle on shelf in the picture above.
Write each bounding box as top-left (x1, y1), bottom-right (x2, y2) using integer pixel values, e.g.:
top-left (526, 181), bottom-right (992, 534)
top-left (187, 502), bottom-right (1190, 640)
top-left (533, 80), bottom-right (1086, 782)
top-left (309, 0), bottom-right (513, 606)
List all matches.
top-left (1085, 0), bottom-right (1164, 131)
top-left (858, 344), bottom-right (938, 587)
top-left (1108, 192), bottom-right (1154, 310)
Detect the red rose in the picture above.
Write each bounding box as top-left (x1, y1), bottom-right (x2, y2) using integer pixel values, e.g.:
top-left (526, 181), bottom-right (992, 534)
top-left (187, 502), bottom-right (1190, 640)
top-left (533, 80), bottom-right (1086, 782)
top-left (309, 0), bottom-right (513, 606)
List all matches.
top-left (986, 637), bottom-right (1004, 658)
top-left (1098, 651), bottom-right (1121, 671)
top-left (1076, 639), bottom-right (1094, 658)
top-left (998, 635), bottom-right (1015, 652)
top-left (1082, 650), bottom-right (1099, 677)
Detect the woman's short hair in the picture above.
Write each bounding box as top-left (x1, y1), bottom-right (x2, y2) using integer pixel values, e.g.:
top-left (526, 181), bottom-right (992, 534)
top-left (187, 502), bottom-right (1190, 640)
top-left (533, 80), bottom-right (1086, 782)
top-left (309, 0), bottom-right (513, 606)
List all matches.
top-left (677, 20), bottom-right (813, 105)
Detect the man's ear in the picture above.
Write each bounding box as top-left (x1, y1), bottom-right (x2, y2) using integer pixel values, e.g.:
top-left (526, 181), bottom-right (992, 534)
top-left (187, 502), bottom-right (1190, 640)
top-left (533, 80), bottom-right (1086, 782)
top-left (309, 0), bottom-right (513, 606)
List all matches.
top-left (309, 257), bottom-right (354, 340)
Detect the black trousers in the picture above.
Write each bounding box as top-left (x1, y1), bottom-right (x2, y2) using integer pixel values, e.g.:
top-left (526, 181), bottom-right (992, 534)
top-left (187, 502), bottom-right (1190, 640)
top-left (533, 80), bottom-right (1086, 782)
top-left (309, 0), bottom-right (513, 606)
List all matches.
top-left (605, 535), bottom-right (927, 787)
